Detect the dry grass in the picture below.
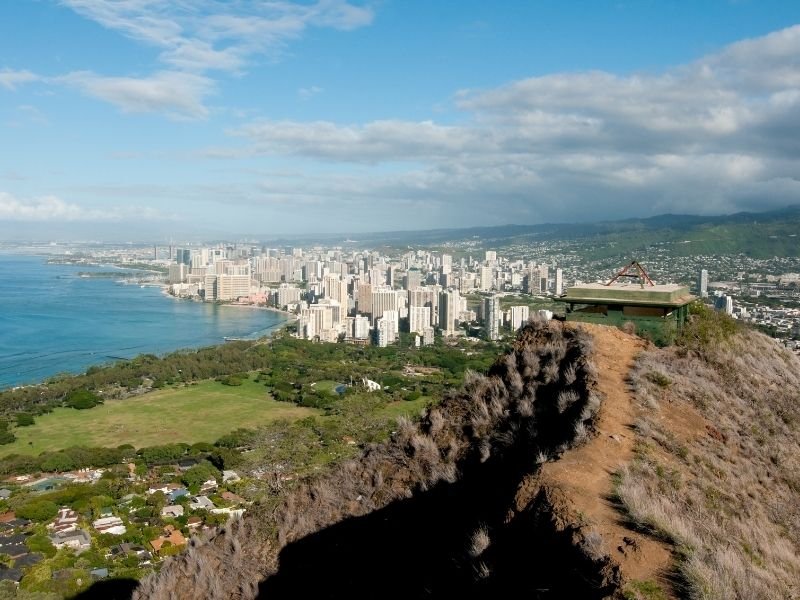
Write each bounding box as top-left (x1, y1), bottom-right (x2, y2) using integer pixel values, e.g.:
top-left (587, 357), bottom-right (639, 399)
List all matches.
top-left (134, 320), bottom-right (605, 600)
top-left (618, 329), bottom-right (800, 600)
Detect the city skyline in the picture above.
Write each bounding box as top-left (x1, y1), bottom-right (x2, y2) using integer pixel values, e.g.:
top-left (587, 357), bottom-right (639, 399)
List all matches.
top-left (2, 1), bottom-right (800, 239)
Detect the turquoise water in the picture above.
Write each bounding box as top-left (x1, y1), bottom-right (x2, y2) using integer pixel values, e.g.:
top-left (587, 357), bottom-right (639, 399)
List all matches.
top-left (0, 254), bottom-right (288, 389)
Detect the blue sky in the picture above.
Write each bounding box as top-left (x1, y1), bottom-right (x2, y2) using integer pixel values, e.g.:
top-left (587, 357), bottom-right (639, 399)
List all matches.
top-left (1, 0), bottom-right (800, 240)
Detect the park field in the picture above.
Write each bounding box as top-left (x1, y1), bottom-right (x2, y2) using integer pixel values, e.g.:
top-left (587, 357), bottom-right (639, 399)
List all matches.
top-left (2, 378), bottom-right (317, 456)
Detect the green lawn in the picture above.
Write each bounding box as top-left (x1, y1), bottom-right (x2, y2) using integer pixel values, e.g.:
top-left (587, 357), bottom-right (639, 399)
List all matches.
top-left (2, 378), bottom-right (317, 456)
top-left (380, 396), bottom-right (432, 420)
top-left (311, 380), bottom-right (341, 395)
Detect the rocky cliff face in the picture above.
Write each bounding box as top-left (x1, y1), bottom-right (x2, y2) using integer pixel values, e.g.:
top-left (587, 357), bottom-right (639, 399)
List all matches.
top-left (123, 320), bottom-right (623, 600)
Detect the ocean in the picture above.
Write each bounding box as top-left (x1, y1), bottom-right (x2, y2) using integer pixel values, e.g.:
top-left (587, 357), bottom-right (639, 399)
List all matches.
top-left (0, 254), bottom-right (288, 390)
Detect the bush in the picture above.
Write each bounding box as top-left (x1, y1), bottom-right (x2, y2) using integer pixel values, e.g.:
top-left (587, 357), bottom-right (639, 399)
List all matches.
top-left (678, 301), bottom-right (738, 353)
top-left (64, 389), bottom-right (103, 410)
top-left (15, 413), bottom-right (35, 427)
top-left (0, 421), bottom-right (15, 446)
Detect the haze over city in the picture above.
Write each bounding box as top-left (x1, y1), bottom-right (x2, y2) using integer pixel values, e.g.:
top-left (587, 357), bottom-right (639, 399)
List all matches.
top-left (2, 0), bottom-right (800, 240)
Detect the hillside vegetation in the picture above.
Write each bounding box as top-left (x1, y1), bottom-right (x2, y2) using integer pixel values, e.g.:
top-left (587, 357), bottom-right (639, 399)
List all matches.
top-left (619, 325), bottom-right (800, 598)
top-left (128, 320), bottom-right (613, 599)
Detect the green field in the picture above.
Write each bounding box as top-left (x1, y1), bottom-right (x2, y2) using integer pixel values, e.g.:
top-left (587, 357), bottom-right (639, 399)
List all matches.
top-left (2, 378), bottom-right (317, 456)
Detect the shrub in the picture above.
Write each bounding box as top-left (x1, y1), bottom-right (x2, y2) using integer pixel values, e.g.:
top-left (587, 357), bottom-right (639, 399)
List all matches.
top-left (0, 421), bottom-right (14, 445)
top-left (678, 301), bottom-right (738, 352)
top-left (64, 389), bottom-right (103, 410)
top-left (15, 413), bottom-right (35, 427)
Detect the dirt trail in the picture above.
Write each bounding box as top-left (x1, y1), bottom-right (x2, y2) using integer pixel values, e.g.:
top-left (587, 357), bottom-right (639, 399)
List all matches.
top-left (536, 323), bottom-right (674, 591)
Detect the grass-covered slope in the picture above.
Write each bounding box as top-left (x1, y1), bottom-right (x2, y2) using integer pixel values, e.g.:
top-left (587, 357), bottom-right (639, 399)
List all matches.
top-left (619, 326), bottom-right (800, 599)
top-left (1, 379), bottom-right (315, 456)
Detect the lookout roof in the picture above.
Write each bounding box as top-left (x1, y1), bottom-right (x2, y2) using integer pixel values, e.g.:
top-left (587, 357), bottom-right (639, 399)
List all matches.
top-left (557, 282), bottom-right (695, 307)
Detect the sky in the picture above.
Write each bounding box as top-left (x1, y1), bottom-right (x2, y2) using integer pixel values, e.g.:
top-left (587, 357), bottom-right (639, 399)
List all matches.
top-left (1, 0), bottom-right (800, 240)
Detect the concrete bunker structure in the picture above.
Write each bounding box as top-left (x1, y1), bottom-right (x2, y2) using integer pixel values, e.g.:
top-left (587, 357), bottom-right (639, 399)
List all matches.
top-left (556, 282), bottom-right (695, 345)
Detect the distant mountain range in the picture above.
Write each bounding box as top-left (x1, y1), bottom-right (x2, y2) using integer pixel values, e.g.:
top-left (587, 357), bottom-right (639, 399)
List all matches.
top-left (306, 205), bottom-right (800, 258)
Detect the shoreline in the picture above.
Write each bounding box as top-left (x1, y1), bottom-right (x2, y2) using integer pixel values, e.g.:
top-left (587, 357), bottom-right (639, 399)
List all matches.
top-left (162, 288), bottom-right (298, 319)
top-left (0, 258), bottom-right (294, 391)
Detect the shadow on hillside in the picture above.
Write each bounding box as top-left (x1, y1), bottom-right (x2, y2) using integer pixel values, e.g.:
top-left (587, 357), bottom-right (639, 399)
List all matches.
top-left (257, 451), bottom-right (610, 600)
top-left (70, 577), bottom-right (138, 600)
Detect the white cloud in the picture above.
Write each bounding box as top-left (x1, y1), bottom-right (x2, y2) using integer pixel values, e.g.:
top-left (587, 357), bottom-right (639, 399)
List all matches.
top-left (298, 85), bottom-right (323, 100)
top-left (0, 68), bottom-right (39, 91)
top-left (57, 70), bottom-right (214, 120)
top-left (60, 0), bottom-right (374, 73)
top-left (219, 24), bottom-right (800, 224)
top-left (0, 191), bottom-right (169, 222)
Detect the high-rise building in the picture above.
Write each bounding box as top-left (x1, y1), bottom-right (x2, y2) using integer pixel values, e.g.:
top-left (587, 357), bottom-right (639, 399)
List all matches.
top-left (376, 317), bottom-right (396, 347)
top-left (409, 305), bottom-right (431, 334)
top-left (357, 282), bottom-right (373, 317)
top-left (168, 263), bottom-right (187, 284)
top-left (715, 294), bottom-right (733, 315)
top-left (382, 309), bottom-right (399, 335)
top-left (371, 288), bottom-right (398, 325)
top-left (404, 269), bottom-right (422, 290)
top-left (479, 266), bottom-right (493, 291)
top-left (441, 254), bottom-right (452, 275)
top-left (353, 315), bottom-right (370, 340)
top-left (439, 289), bottom-right (460, 335)
top-left (538, 265), bottom-right (549, 293)
top-left (555, 268), bottom-right (563, 296)
top-left (176, 248), bottom-right (191, 266)
top-left (483, 295), bottom-right (500, 341)
top-left (485, 250), bottom-right (497, 263)
top-left (509, 305), bottom-right (530, 330)
top-left (323, 274), bottom-right (348, 306)
top-left (698, 269), bottom-right (709, 298)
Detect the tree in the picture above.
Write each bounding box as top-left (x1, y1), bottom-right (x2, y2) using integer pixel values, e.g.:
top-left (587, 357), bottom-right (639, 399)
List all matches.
top-left (181, 461), bottom-right (220, 492)
top-left (26, 534), bottom-right (56, 558)
top-left (16, 500), bottom-right (58, 522)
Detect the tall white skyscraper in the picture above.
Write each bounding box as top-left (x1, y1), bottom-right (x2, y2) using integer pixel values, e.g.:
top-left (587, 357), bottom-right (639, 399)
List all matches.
top-left (371, 288), bottom-right (398, 325)
top-left (555, 268), bottom-right (563, 296)
top-left (409, 306), bottom-right (431, 334)
top-left (485, 250), bottom-right (497, 262)
top-left (509, 305), bottom-right (530, 330)
top-left (439, 289), bottom-right (460, 335)
top-left (441, 254), bottom-right (452, 275)
top-left (698, 269), bottom-right (709, 298)
top-left (479, 266), bottom-right (493, 291)
top-left (484, 295), bottom-right (500, 341)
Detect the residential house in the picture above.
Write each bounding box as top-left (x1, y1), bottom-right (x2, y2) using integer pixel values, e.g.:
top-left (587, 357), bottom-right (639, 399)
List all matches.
top-left (106, 543), bottom-right (151, 563)
top-left (49, 529), bottom-right (91, 552)
top-left (149, 525), bottom-right (186, 554)
top-left (161, 505), bottom-right (184, 518)
top-left (220, 491), bottom-right (244, 505)
top-left (222, 470), bottom-right (240, 483)
top-left (200, 479), bottom-right (218, 493)
top-left (0, 533), bottom-right (29, 558)
top-left (48, 507), bottom-right (79, 534)
top-left (188, 496), bottom-right (215, 511)
top-left (167, 488), bottom-right (189, 503)
top-left (92, 516), bottom-right (126, 535)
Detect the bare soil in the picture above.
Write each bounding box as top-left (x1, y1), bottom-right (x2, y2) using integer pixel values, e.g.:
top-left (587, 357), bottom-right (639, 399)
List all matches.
top-left (533, 323), bottom-right (679, 593)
